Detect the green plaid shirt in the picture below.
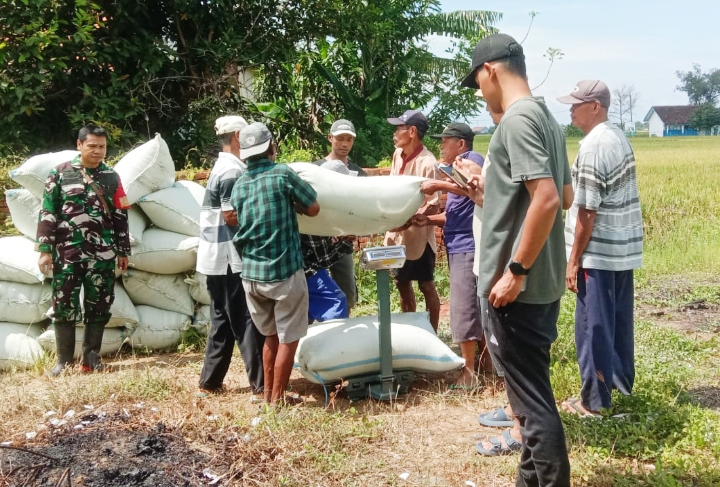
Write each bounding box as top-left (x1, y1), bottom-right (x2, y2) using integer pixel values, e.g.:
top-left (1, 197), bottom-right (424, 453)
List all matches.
top-left (231, 159), bottom-right (317, 282)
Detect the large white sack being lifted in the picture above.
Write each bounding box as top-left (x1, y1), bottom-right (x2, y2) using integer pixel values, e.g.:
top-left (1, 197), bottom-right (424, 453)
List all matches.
top-left (288, 162), bottom-right (426, 237)
top-left (0, 281), bottom-right (51, 324)
top-left (294, 312), bottom-right (464, 384)
top-left (114, 134), bottom-right (175, 205)
top-left (127, 206), bottom-right (149, 246)
top-left (138, 180), bottom-right (205, 237)
top-left (130, 305), bottom-right (192, 351)
top-left (36, 326), bottom-right (129, 359)
top-left (0, 323), bottom-right (45, 371)
top-left (128, 228), bottom-right (198, 275)
top-left (9, 150), bottom-right (80, 199)
top-left (5, 188), bottom-right (41, 240)
top-left (0, 236), bottom-right (45, 284)
top-left (122, 269), bottom-right (194, 316)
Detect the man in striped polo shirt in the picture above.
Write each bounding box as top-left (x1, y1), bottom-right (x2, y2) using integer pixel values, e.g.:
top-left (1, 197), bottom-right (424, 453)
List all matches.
top-left (196, 116), bottom-right (265, 399)
top-left (558, 80), bottom-right (644, 416)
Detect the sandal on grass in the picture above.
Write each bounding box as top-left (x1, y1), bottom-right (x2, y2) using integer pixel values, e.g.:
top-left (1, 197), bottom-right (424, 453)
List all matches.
top-left (561, 398), bottom-right (602, 419)
top-left (475, 429), bottom-right (522, 456)
top-left (477, 406), bottom-right (515, 427)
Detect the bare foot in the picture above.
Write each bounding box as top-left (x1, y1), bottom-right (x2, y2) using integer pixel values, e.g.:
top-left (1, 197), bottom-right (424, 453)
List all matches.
top-left (561, 398), bottom-right (602, 418)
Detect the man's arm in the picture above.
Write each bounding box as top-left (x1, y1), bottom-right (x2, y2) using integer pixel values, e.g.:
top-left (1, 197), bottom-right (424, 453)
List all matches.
top-left (36, 170), bottom-right (61, 274)
top-left (412, 212), bottom-right (446, 228)
top-left (566, 207), bottom-right (596, 293)
top-left (562, 183), bottom-right (574, 210)
top-left (420, 179), bottom-right (468, 197)
top-left (488, 177), bottom-right (560, 307)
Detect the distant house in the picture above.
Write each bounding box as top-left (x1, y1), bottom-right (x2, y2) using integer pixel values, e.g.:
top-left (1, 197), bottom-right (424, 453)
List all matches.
top-left (643, 105), bottom-right (701, 137)
top-left (472, 126), bottom-right (489, 135)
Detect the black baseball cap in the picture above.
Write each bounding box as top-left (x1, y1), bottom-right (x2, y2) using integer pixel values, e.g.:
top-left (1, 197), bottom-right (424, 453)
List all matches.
top-left (387, 109), bottom-right (429, 136)
top-left (460, 33), bottom-right (525, 89)
top-left (429, 123), bottom-right (476, 142)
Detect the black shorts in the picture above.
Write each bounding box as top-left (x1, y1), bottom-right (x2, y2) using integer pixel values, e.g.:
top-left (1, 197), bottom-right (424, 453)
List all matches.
top-left (393, 244), bottom-right (436, 282)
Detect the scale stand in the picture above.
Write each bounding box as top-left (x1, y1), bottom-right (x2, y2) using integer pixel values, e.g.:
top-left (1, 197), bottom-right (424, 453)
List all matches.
top-left (344, 245), bottom-right (415, 402)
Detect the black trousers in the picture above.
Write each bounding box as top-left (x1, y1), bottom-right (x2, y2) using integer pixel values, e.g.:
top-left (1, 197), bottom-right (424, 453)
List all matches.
top-left (483, 299), bottom-right (570, 487)
top-left (199, 267), bottom-right (265, 393)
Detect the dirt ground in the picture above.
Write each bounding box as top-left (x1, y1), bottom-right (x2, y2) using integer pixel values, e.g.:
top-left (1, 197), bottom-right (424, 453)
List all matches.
top-left (1, 292), bottom-right (718, 486)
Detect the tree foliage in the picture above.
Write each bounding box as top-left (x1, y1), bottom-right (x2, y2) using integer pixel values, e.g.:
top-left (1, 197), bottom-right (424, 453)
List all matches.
top-left (689, 104), bottom-right (720, 131)
top-left (609, 84), bottom-right (640, 130)
top-left (0, 0), bottom-right (500, 165)
top-left (676, 64), bottom-right (720, 105)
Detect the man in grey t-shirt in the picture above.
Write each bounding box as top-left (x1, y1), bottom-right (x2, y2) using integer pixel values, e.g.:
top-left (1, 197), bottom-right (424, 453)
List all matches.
top-left (460, 33), bottom-right (571, 486)
top-left (558, 80), bottom-right (643, 417)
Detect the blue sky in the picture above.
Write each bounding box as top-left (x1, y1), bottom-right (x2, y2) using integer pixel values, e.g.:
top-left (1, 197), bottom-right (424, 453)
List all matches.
top-left (436, 0), bottom-right (720, 127)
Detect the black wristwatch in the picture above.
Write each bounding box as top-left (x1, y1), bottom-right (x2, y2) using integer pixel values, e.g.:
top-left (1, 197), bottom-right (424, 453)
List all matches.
top-left (508, 260), bottom-right (530, 276)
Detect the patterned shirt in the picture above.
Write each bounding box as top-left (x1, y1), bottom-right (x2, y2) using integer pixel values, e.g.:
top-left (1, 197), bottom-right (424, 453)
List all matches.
top-left (37, 157), bottom-right (131, 263)
top-left (197, 152), bottom-right (246, 275)
top-left (232, 158), bottom-right (318, 282)
top-left (301, 234), bottom-right (350, 276)
top-left (565, 121), bottom-right (644, 270)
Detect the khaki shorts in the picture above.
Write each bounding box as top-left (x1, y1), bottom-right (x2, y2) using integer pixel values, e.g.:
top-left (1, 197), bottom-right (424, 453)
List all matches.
top-left (242, 269), bottom-right (309, 344)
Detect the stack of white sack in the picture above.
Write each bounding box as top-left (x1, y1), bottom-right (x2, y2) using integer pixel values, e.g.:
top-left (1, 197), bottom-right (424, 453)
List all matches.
top-left (294, 312), bottom-right (464, 384)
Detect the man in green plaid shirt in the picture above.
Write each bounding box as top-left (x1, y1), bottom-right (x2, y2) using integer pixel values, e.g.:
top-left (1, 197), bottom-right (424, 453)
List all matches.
top-left (232, 122), bottom-right (320, 406)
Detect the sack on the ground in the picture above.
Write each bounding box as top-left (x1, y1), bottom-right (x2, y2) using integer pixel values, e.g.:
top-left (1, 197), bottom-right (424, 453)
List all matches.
top-left (122, 269), bottom-right (194, 316)
top-left (192, 305), bottom-right (211, 336)
top-left (127, 206), bottom-right (149, 246)
top-left (295, 312), bottom-right (463, 384)
top-left (0, 236), bottom-right (45, 284)
top-left (0, 322), bottom-right (45, 370)
top-left (138, 180), bottom-right (205, 237)
top-left (0, 281), bottom-right (51, 324)
top-left (9, 150), bottom-right (79, 199)
top-left (36, 325), bottom-right (129, 359)
top-left (288, 162), bottom-right (425, 237)
top-left (185, 272), bottom-right (211, 305)
top-left (5, 188), bottom-right (41, 240)
top-left (114, 134), bottom-right (175, 205)
top-left (128, 228), bottom-right (198, 274)
top-left (129, 305), bottom-right (191, 351)
top-left (105, 282), bottom-right (139, 329)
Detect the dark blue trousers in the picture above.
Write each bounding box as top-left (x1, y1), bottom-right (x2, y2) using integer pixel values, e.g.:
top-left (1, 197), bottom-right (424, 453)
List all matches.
top-left (575, 268), bottom-right (635, 411)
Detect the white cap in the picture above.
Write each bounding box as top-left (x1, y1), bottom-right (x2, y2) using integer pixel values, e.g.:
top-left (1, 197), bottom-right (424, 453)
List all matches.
top-left (215, 116), bottom-right (249, 135)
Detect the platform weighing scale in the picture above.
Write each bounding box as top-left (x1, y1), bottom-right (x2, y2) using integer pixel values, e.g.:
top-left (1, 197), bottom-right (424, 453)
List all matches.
top-left (344, 245), bottom-right (416, 402)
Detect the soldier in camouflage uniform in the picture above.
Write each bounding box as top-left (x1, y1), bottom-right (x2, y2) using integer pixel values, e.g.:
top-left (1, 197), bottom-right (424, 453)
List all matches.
top-left (37, 124), bottom-right (131, 376)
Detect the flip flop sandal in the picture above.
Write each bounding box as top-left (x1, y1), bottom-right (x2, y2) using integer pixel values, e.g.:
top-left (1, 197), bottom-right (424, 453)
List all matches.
top-left (475, 429), bottom-right (522, 456)
top-left (447, 382), bottom-right (482, 394)
top-left (563, 398), bottom-right (602, 419)
top-left (477, 406), bottom-right (515, 427)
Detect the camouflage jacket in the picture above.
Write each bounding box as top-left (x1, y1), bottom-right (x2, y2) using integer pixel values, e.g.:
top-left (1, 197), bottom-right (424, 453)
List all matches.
top-left (36, 157), bottom-right (131, 263)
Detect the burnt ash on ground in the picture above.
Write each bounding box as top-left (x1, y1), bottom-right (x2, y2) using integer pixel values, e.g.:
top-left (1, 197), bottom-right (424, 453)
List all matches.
top-left (0, 412), bottom-right (231, 487)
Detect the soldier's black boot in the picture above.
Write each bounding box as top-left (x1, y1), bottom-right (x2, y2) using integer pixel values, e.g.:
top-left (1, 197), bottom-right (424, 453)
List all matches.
top-left (46, 322), bottom-right (76, 377)
top-left (81, 325), bottom-right (108, 373)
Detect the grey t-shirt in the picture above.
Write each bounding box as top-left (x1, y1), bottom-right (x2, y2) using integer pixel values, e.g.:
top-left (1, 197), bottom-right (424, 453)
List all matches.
top-left (478, 96), bottom-right (571, 304)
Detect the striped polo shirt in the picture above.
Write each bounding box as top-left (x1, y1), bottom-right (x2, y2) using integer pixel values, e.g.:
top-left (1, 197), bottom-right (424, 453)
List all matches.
top-left (196, 152), bottom-right (245, 275)
top-left (565, 121), bottom-right (643, 271)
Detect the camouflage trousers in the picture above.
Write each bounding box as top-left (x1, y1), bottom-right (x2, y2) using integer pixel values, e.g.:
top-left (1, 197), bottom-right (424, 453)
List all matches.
top-left (51, 259), bottom-right (116, 326)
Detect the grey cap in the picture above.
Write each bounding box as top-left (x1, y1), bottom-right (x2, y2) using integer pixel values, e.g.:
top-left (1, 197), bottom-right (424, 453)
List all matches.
top-left (557, 80), bottom-right (611, 108)
top-left (239, 122), bottom-right (273, 159)
top-left (460, 33), bottom-right (525, 89)
top-left (330, 119), bottom-right (356, 137)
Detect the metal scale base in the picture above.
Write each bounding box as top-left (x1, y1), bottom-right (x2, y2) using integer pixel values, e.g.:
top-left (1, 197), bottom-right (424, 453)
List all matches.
top-left (343, 246), bottom-right (414, 402)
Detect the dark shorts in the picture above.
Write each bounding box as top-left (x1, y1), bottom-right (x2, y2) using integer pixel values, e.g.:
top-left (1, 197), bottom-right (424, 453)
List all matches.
top-left (448, 252), bottom-right (483, 343)
top-left (393, 243), bottom-right (435, 283)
